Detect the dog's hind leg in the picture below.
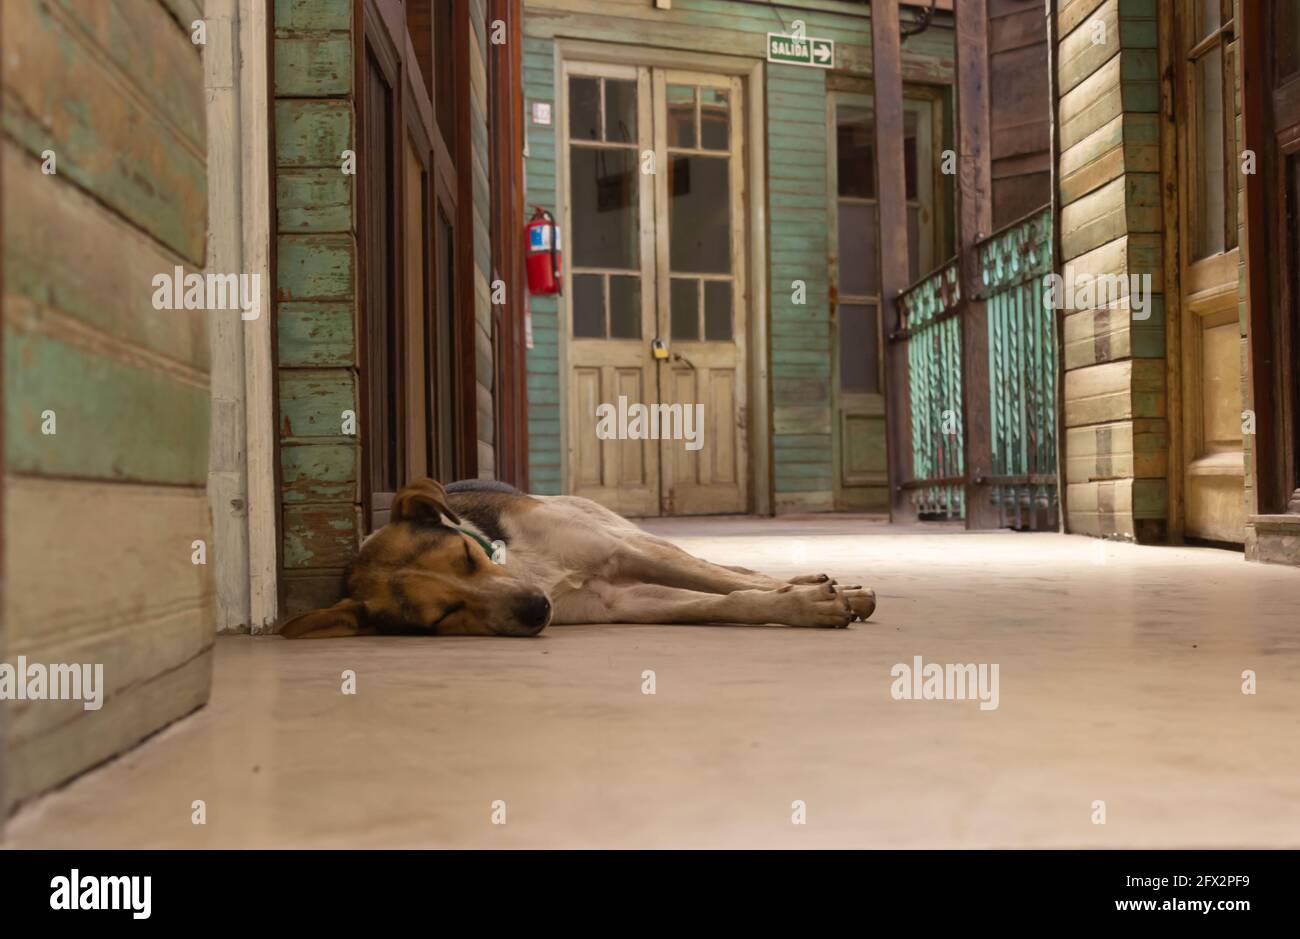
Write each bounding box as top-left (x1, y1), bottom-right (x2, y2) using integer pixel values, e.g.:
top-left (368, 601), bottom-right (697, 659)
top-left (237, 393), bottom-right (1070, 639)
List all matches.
top-left (556, 580), bottom-right (854, 628)
top-left (613, 537), bottom-right (788, 594)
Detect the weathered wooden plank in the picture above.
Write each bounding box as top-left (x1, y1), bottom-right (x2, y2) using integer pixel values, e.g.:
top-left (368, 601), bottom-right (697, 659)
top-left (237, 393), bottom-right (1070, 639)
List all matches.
top-left (52, 0), bottom-right (205, 147)
top-left (277, 168), bottom-right (353, 231)
top-left (1065, 475), bottom-right (1166, 534)
top-left (277, 301), bottom-right (355, 366)
top-left (275, 99), bottom-right (353, 167)
top-left (8, 647), bottom-right (212, 810)
top-left (283, 502), bottom-right (359, 568)
top-left (2, 144), bottom-right (208, 370)
top-left (1063, 358), bottom-right (1165, 426)
top-left (281, 442), bottom-right (357, 502)
top-left (3, 0), bottom-right (207, 263)
top-left (6, 477), bottom-right (212, 650)
top-left (773, 407), bottom-right (833, 435)
top-left (5, 475), bottom-right (214, 805)
top-left (1059, 173), bottom-right (1160, 259)
top-left (1065, 418), bottom-right (1166, 483)
top-left (274, 0), bottom-right (352, 31)
top-left (1062, 297), bottom-right (1165, 368)
top-left (276, 233), bottom-right (355, 300)
top-left (1058, 112), bottom-right (1159, 204)
top-left (4, 325), bottom-right (211, 484)
top-left (278, 368), bottom-right (356, 438)
top-left (275, 34), bottom-right (352, 96)
top-left (158, 0), bottom-right (204, 30)
top-left (1057, 0), bottom-right (1108, 37)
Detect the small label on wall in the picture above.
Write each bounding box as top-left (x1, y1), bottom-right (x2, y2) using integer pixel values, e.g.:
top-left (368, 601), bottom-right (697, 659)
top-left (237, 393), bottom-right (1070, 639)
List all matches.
top-left (532, 102), bottom-right (552, 125)
top-left (524, 294), bottom-right (534, 350)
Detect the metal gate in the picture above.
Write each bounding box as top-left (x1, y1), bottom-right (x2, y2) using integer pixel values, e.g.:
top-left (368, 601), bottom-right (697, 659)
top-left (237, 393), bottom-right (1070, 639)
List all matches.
top-left (890, 208), bottom-right (1058, 529)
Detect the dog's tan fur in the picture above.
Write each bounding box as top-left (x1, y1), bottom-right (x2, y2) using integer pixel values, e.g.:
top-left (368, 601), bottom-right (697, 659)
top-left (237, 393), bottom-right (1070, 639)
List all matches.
top-left (281, 478), bottom-right (876, 639)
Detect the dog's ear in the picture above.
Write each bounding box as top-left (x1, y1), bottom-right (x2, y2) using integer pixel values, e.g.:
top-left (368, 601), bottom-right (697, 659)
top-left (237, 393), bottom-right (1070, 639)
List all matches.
top-left (391, 477), bottom-right (461, 526)
top-left (280, 598), bottom-right (368, 639)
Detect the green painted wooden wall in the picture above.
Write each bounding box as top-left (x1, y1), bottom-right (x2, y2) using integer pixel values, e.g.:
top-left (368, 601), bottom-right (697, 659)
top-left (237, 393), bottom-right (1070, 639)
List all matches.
top-left (521, 0), bottom-right (954, 511)
top-left (769, 64), bottom-right (833, 513)
top-left (274, 0), bottom-right (359, 614)
top-left (1055, 0), bottom-right (1167, 541)
top-left (2, 0), bottom-right (213, 811)
top-left (523, 34), bottom-right (561, 493)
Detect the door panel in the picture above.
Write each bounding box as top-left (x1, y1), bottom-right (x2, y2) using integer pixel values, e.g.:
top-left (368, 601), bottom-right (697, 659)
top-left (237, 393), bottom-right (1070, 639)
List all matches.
top-left (564, 63), bottom-right (660, 515)
top-left (1177, 0), bottom-right (1246, 542)
top-left (653, 70), bottom-right (747, 515)
top-left (562, 62), bottom-right (748, 516)
top-left (829, 92), bottom-right (937, 512)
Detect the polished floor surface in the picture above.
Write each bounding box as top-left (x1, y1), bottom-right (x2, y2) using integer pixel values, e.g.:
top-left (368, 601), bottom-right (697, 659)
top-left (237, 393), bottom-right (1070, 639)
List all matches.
top-left (7, 517), bottom-right (1300, 848)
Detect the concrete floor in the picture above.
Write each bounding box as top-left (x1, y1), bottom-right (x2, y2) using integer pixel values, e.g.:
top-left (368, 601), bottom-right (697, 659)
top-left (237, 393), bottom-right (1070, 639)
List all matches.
top-left (7, 517), bottom-right (1300, 848)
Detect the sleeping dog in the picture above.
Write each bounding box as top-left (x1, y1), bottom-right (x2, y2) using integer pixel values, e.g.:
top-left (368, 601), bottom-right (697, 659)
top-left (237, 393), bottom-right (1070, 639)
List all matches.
top-left (280, 478), bottom-right (877, 638)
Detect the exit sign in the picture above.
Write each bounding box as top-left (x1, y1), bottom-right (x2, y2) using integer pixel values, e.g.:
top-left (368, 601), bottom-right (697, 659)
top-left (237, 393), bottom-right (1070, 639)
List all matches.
top-left (766, 33), bottom-right (834, 69)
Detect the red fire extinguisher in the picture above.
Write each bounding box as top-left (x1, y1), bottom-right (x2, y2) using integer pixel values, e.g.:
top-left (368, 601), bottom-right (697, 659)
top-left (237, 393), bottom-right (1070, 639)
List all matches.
top-left (525, 205), bottom-right (562, 296)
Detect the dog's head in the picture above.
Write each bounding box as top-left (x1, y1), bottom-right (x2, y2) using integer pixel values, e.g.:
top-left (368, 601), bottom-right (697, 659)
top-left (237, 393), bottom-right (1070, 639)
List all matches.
top-left (280, 479), bottom-right (551, 639)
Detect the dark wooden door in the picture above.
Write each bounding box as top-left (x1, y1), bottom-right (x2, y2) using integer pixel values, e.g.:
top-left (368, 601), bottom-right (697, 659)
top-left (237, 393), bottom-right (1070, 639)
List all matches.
top-left (359, 0), bottom-right (461, 529)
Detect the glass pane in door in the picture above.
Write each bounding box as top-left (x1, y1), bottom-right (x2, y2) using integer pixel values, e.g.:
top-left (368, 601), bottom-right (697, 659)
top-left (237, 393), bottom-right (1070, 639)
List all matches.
top-left (668, 155), bottom-right (730, 273)
top-left (1194, 46), bottom-right (1227, 259)
top-left (568, 74), bottom-right (643, 341)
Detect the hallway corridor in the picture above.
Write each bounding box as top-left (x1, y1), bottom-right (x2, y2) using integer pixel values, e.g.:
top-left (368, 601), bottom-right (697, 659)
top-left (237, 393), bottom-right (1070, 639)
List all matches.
top-left (7, 518), bottom-right (1300, 849)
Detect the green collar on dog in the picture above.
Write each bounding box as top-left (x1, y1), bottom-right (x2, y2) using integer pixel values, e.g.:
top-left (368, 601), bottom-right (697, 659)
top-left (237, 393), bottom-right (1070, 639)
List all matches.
top-left (456, 526), bottom-right (499, 559)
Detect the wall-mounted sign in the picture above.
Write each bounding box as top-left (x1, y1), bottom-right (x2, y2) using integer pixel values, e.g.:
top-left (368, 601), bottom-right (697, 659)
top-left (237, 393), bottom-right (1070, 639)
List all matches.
top-left (766, 32), bottom-right (834, 69)
top-left (532, 101), bottom-right (552, 125)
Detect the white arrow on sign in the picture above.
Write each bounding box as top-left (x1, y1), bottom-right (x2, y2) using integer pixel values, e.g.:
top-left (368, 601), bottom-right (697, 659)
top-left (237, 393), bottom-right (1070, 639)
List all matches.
top-left (812, 41), bottom-right (832, 64)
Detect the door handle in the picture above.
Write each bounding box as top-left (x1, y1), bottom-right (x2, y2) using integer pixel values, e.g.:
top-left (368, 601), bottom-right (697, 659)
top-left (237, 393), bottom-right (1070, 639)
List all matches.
top-left (671, 352), bottom-right (696, 370)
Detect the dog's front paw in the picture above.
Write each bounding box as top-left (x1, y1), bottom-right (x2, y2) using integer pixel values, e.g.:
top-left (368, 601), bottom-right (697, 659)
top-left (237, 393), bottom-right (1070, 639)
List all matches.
top-left (840, 586), bottom-right (876, 622)
top-left (777, 582), bottom-right (853, 628)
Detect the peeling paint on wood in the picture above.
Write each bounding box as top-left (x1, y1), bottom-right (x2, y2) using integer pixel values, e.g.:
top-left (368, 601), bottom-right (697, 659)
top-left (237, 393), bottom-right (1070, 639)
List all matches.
top-left (283, 503), bottom-right (359, 568)
top-left (277, 169), bottom-right (353, 232)
top-left (277, 234), bottom-right (354, 301)
top-left (275, 99), bottom-right (352, 168)
top-left (281, 442), bottom-right (357, 502)
top-left (5, 327), bottom-right (210, 485)
top-left (278, 301), bottom-right (355, 366)
top-left (275, 35), bottom-right (352, 97)
top-left (278, 369), bottom-right (356, 438)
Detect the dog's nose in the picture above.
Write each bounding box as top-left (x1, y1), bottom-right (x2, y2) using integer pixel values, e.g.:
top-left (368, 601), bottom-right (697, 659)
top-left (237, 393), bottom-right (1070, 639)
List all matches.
top-left (515, 593), bottom-right (551, 631)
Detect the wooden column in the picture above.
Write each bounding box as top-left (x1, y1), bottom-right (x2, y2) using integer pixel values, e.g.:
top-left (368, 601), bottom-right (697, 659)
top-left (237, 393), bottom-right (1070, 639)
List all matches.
top-left (871, 0), bottom-right (917, 522)
top-left (954, 0), bottom-right (998, 529)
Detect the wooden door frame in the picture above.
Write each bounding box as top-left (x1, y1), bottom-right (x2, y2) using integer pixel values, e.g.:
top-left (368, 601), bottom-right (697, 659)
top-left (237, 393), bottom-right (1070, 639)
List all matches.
top-left (552, 39), bottom-right (770, 515)
top-left (356, 0), bottom-right (404, 530)
top-left (489, 0), bottom-right (529, 488)
top-left (826, 79), bottom-right (947, 512)
top-left (450, 0), bottom-right (479, 480)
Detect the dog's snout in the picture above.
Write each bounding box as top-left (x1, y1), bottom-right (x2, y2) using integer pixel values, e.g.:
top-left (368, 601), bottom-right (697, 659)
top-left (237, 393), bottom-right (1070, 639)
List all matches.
top-left (515, 593), bottom-right (551, 631)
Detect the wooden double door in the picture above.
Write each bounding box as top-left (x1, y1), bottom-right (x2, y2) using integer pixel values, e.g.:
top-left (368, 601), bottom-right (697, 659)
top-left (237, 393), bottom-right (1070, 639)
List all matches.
top-left (561, 62), bottom-right (749, 517)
